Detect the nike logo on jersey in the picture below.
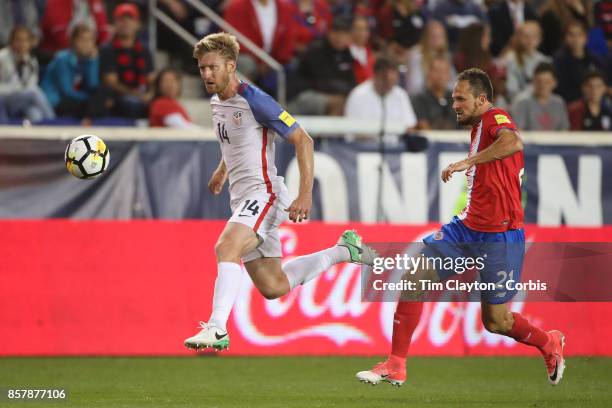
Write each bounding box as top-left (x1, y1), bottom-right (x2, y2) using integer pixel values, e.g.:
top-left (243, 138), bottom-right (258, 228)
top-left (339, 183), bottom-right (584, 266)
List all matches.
top-left (215, 332), bottom-right (228, 340)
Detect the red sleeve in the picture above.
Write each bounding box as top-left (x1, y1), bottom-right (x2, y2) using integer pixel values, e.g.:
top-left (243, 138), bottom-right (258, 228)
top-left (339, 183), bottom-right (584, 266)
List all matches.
top-left (271, 0), bottom-right (295, 64)
top-left (149, 99), bottom-right (190, 127)
top-left (567, 101), bottom-right (584, 130)
top-left (486, 110), bottom-right (519, 140)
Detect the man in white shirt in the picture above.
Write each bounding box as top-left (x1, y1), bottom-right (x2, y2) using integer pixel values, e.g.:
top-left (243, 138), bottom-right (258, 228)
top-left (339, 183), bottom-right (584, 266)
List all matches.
top-left (344, 56), bottom-right (417, 144)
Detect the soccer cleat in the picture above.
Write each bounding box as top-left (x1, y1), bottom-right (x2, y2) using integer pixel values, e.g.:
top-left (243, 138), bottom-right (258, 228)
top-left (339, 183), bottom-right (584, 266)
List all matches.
top-left (337, 230), bottom-right (378, 266)
top-left (542, 330), bottom-right (566, 386)
top-left (184, 322), bottom-right (230, 351)
top-left (356, 360), bottom-right (406, 387)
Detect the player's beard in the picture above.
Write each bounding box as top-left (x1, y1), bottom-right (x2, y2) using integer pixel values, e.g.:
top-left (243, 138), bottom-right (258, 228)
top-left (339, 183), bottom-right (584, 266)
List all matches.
top-left (456, 102), bottom-right (479, 126)
top-left (206, 71), bottom-right (230, 94)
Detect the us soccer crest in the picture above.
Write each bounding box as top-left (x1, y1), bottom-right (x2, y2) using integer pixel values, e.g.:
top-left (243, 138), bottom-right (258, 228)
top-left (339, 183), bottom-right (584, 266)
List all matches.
top-left (232, 111), bottom-right (242, 126)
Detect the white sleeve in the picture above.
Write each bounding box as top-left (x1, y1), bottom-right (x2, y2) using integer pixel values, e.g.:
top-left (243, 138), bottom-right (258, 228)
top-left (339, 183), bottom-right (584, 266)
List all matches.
top-left (163, 112), bottom-right (198, 129)
top-left (398, 88), bottom-right (417, 130)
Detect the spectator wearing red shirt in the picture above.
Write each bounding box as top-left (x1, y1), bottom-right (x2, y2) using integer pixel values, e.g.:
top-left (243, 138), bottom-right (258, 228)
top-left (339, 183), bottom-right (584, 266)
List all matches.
top-left (40, 0), bottom-right (110, 54)
top-left (568, 70), bottom-right (612, 131)
top-left (288, 0), bottom-right (332, 55)
top-left (224, 0), bottom-right (295, 81)
top-left (149, 68), bottom-right (195, 128)
top-left (100, 3), bottom-right (155, 119)
top-left (350, 15), bottom-right (375, 84)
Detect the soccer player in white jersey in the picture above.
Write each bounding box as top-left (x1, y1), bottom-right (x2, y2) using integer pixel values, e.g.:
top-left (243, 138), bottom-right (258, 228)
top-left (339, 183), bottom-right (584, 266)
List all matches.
top-left (184, 32), bottom-right (377, 350)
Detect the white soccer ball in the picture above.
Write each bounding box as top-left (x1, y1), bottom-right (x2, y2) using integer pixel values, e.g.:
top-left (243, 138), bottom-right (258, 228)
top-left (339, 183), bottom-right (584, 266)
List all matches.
top-left (64, 134), bottom-right (110, 179)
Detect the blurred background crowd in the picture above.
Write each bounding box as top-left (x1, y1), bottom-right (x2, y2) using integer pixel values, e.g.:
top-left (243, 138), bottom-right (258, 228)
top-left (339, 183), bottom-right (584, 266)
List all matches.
top-left (0, 0), bottom-right (610, 133)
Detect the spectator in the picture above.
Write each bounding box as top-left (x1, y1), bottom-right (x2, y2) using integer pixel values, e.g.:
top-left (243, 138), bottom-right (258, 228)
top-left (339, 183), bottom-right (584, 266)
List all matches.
top-left (511, 62), bottom-right (569, 130)
top-left (0, 0), bottom-right (44, 47)
top-left (344, 56), bottom-right (417, 144)
top-left (224, 0), bottom-right (295, 81)
top-left (403, 20), bottom-right (455, 96)
top-left (42, 24), bottom-right (111, 122)
top-left (487, 0), bottom-right (538, 57)
top-left (149, 68), bottom-right (196, 128)
top-left (0, 26), bottom-right (54, 123)
top-left (411, 55), bottom-right (457, 130)
top-left (505, 21), bottom-right (551, 101)
top-left (539, 0), bottom-right (592, 56)
top-left (289, 17), bottom-right (356, 115)
top-left (453, 23), bottom-right (502, 82)
top-left (377, 0), bottom-right (427, 49)
top-left (431, 0), bottom-right (487, 50)
top-left (40, 0), bottom-right (110, 54)
top-left (350, 15), bottom-right (375, 84)
top-left (553, 21), bottom-right (605, 103)
top-left (568, 70), bottom-right (612, 131)
top-left (288, 0), bottom-right (332, 55)
top-left (100, 3), bottom-right (154, 119)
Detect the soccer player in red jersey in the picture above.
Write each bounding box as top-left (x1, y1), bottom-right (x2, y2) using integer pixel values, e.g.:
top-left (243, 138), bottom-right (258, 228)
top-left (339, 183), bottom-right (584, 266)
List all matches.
top-left (356, 68), bottom-right (566, 387)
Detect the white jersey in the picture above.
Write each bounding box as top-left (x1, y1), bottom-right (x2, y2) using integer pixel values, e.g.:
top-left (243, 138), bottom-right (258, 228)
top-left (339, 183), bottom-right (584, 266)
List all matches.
top-left (210, 82), bottom-right (299, 202)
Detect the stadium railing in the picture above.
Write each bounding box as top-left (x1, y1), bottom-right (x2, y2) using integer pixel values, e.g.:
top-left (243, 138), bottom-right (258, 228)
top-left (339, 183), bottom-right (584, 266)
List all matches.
top-left (0, 119), bottom-right (610, 144)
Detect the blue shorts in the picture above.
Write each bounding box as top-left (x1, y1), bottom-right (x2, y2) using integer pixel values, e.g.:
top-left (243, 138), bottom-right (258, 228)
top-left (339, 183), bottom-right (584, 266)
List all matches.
top-left (422, 216), bottom-right (525, 304)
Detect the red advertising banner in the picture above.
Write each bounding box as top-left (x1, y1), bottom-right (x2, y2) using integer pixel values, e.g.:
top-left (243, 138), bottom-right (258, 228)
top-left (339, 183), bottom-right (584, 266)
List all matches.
top-left (1, 220), bottom-right (611, 356)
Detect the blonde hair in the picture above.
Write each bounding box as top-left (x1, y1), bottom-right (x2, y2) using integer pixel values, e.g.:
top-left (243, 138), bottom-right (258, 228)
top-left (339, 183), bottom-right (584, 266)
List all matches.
top-left (193, 32), bottom-right (240, 61)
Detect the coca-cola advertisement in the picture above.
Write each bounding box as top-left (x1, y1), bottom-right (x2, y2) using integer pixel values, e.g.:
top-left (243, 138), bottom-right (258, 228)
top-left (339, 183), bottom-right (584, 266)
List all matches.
top-left (1, 220), bottom-right (611, 357)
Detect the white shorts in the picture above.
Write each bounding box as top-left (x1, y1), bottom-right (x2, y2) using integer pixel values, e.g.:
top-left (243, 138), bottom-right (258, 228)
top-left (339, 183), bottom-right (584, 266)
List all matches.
top-left (228, 188), bottom-right (290, 262)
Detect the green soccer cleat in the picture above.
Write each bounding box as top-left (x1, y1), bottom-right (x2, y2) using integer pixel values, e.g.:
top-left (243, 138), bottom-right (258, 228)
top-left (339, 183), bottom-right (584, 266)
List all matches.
top-left (337, 230), bottom-right (378, 266)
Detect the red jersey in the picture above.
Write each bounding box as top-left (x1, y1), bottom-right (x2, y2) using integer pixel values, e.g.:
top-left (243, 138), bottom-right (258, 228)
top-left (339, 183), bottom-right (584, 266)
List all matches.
top-left (459, 108), bottom-right (524, 232)
top-left (149, 97), bottom-right (191, 127)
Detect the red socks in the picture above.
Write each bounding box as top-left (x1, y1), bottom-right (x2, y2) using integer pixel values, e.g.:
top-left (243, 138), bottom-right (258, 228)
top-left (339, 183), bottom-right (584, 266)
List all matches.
top-left (508, 312), bottom-right (550, 350)
top-left (390, 302), bottom-right (424, 364)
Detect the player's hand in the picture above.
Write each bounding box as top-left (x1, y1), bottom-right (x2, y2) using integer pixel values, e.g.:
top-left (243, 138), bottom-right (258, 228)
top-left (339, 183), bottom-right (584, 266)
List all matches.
top-left (441, 159), bottom-right (472, 182)
top-left (285, 194), bottom-right (312, 223)
top-left (208, 170), bottom-right (227, 195)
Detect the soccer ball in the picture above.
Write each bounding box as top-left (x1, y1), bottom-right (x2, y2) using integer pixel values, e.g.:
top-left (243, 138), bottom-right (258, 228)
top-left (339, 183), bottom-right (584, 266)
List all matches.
top-left (64, 135), bottom-right (110, 179)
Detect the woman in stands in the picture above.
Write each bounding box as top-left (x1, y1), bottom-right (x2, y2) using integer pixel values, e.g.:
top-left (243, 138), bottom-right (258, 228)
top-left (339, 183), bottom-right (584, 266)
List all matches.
top-left (149, 68), bottom-right (196, 128)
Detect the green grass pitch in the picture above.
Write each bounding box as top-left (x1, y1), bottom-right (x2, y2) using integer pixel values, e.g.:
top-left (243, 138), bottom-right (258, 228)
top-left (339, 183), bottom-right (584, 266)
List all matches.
top-left (1, 356), bottom-right (611, 407)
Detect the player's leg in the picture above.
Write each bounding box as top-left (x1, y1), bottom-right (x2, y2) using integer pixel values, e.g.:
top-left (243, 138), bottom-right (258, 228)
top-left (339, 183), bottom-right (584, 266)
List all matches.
top-left (356, 260), bottom-right (436, 386)
top-left (184, 222), bottom-right (259, 350)
top-left (356, 217), bottom-right (470, 386)
top-left (481, 301), bottom-right (566, 385)
top-left (479, 232), bottom-right (566, 385)
top-left (244, 229), bottom-right (378, 300)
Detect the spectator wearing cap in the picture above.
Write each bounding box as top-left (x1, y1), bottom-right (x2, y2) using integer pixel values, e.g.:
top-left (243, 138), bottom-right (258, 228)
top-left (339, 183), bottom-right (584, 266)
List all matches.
top-left (100, 3), bottom-right (154, 119)
top-left (350, 15), bottom-right (375, 84)
top-left (0, 26), bottom-right (54, 123)
top-left (511, 62), bottom-right (569, 131)
top-left (224, 0), bottom-right (295, 82)
top-left (411, 55), bottom-right (457, 130)
top-left (344, 56), bottom-right (417, 144)
top-left (568, 71), bottom-right (612, 131)
top-left (289, 17), bottom-right (356, 115)
top-left (40, 0), bottom-right (110, 54)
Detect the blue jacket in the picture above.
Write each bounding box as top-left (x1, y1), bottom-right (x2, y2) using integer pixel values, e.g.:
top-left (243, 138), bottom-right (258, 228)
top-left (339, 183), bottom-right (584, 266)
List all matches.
top-left (42, 49), bottom-right (99, 107)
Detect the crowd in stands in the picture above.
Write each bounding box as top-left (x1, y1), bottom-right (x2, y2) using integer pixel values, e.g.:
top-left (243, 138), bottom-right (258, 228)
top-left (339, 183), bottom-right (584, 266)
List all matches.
top-left (0, 0), bottom-right (610, 134)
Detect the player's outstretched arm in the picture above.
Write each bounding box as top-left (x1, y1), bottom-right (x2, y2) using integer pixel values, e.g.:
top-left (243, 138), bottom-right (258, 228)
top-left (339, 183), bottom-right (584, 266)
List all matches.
top-left (441, 129), bottom-right (523, 182)
top-left (285, 127), bottom-right (314, 222)
top-left (208, 158), bottom-right (228, 195)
